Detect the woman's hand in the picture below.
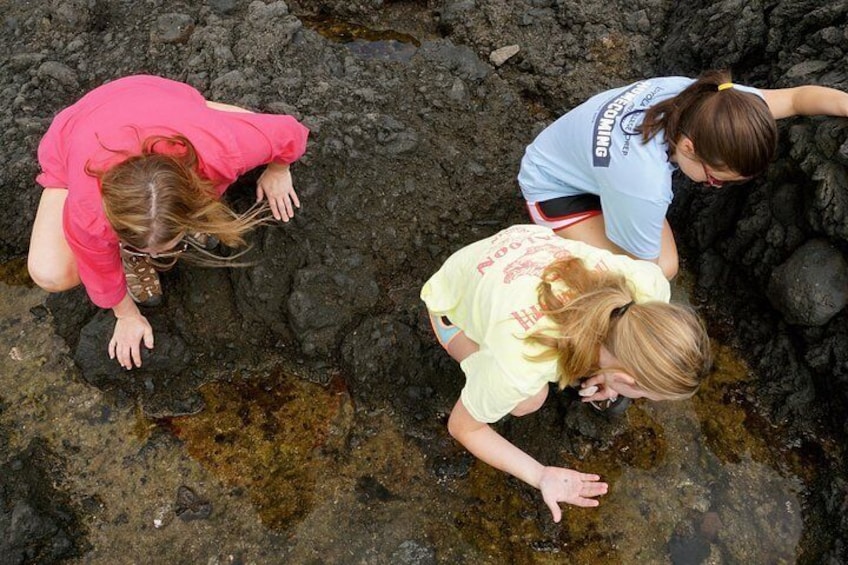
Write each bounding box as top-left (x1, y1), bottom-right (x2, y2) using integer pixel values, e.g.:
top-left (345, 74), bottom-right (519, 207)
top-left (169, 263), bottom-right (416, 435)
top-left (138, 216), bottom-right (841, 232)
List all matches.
top-left (109, 311), bottom-right (154, 370)
top-left (578, 372), bottom-right (621, 403)
top-left (257, 162), bottom-right (299, 222)
top-left (538, 466), bottom-right (608, 522)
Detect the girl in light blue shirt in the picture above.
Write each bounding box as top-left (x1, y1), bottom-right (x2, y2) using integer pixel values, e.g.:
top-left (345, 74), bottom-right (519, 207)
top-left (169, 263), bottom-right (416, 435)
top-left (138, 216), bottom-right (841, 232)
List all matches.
top-left (519, 70), bottom-right (848, 278)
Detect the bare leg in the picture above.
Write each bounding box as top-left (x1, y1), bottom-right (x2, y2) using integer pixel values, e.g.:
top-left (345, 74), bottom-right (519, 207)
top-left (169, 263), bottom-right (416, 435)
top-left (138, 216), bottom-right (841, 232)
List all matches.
top-left (445, 332), bottom-right (479, 363)
top-left (555, 215), bottom-right (679, 279)
top-left (28, 188), bottom-right (80, 291)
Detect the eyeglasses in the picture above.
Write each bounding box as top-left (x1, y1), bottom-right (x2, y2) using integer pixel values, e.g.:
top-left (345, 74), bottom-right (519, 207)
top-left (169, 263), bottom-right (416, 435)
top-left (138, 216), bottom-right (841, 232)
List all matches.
top-left (701, 162), bottom-right (725, 188)
top-left (119, 240), bottom-right (189, 260)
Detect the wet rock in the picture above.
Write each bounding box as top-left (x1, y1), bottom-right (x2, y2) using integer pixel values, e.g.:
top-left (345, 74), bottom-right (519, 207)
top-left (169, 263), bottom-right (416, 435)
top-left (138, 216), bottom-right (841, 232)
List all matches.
top-left (74, 310), bottom-right (193, 381)
top-left (668, 530), bottom-right (710, 565)
top-left (786, 60), bottom-right (830, 79)
top-left (431, 451), bottom-right (474, 480)
top-left (45, 288), bottom-right (99, 351)
top-left (231, 228), bottom-right (306, 338)
top-left (767, 239), bottom-right (848, 326)
top-left (175, 485), bottom-right (213, 521)
top-left (390, 540), bottom-right (437, 565)
top-left (355, 475), bottom-right (396, 503)
top-left (152, 13), bottom-right (195, 44)
top-left (0, 439), bottom-right (86, 564)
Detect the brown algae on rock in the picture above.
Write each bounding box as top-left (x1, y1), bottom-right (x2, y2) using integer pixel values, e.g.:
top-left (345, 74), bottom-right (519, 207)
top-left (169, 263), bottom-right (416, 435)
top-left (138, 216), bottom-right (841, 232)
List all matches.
top-left (163, 370), bottom-right (353, 529)
top-left (0, 257), bottom-right (34, 287)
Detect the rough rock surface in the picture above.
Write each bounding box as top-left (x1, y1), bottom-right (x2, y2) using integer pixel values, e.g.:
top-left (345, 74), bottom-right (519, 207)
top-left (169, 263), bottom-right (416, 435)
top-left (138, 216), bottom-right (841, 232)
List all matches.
top-left (1, 0), bottom-right (847, 561)
top-left (767, 238), bottom-right (848, 326)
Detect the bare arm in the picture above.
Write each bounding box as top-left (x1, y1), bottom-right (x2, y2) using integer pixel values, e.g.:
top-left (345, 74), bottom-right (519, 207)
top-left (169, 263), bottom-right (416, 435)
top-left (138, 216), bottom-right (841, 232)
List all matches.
top-left (762, 85), bottom-right (848, 120)
top-left (447, 398), bottom-right (607, 522)
top-left (205, 100), bottom-right (253, 113)
top-left (205, 100), bottom-right (301, 221)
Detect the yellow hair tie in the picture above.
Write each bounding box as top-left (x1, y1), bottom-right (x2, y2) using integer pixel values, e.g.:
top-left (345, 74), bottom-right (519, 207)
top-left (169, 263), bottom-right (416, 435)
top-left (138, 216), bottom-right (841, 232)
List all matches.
top-left (717, 82), bottom-right (735, 91)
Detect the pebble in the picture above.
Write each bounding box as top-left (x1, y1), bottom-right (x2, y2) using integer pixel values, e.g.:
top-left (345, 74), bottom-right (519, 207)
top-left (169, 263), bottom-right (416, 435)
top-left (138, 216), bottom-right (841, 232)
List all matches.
top-left (489, 44), bottom-right (520, 67)
top-left (152, 13), bottom-right (195, 44)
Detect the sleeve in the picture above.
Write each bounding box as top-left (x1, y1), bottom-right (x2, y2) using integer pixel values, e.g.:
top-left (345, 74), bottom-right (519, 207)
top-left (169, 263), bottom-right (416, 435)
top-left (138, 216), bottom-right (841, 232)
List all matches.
top-left (600, 188), bottom-right (668, 260)
top-left (735, 83), bottom-right (765, 102)
top-left (459, 350), bottom-right (529, 424)
top-left (567, 240), bottom-right (670, 302)
top-left (221, 112), bottom-right (309, 173)
top-left (63, 206), bottom-right (127, 308)
top-left (35, 109), bottom-right (73, 188)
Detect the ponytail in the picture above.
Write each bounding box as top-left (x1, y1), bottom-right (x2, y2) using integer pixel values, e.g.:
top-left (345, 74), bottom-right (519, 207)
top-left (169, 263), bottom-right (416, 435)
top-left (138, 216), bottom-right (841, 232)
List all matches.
top-left (640, 70), bottom-right (778, 177)
top-left (526, 257), bottom-right (711, 399)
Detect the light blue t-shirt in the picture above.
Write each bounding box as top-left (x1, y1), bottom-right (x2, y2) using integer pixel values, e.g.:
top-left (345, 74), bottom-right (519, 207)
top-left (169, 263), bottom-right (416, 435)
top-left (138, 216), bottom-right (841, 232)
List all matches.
top-left (518, 77), bottom-right (764, 260)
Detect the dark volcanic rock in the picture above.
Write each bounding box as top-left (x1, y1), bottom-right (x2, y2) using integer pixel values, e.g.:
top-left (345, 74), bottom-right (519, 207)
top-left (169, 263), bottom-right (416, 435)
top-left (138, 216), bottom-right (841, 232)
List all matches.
top-left (0, 439), bottom-right (87, 564)
top-left (74, 310), bottom-right (193, 381)
top-left (767, 239), bottom-right (848, 326)
top-left (341, 315), bottom-right (421, 402)
top-left (287, 253), bottom-right (380, 358)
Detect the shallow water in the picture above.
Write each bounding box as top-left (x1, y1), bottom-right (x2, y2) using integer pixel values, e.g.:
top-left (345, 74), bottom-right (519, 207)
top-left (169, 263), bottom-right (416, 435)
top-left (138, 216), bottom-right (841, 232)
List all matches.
top-left (300, 15), bottom-right (420, 62)
top-left (0, 266), bottom-right (833, 563)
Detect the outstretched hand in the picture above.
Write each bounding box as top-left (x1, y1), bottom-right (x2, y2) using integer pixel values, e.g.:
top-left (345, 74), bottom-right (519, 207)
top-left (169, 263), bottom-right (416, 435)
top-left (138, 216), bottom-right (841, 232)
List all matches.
top-left (109, 313), bottom-right (154, 370)
top-left (538, 466), bottom-right (608, 522)
top-left (257, 162), bottom-right (299, 222)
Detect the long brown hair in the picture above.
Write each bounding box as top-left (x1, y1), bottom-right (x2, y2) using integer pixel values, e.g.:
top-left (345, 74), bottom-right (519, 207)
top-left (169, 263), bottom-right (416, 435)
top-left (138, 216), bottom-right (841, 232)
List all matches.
top-left (639, 70), bottom-right (778, 176)
top-left (526, 257), bottom-right (712, 400)
top-left (87, 134), bottom-right (271, 265)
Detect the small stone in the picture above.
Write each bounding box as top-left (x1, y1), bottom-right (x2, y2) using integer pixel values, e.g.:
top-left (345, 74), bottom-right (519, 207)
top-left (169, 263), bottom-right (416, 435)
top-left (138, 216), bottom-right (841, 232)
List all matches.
top-left (175, 485), bottom-right (212, 521)
top-left (37, 61), bottom-right (79, 89)
top-left (489, 45), bottom-right (520, 67)
top-left (152, 13), bottom-right (195, 44)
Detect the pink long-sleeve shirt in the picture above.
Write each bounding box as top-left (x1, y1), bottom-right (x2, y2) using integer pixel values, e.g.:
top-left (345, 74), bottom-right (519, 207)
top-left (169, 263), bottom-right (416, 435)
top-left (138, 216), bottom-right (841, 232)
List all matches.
top-left (36, 75), bottom-right (309, 308)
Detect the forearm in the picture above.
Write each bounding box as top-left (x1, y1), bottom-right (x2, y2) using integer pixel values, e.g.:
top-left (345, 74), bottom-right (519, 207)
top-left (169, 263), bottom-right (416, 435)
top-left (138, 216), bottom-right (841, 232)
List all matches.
top-left (455, 423), bottom-right (546, 488)
top-left (112, 292), bottom-right (141, 319)
top-left (792, 85), bottom-right (848, 117)
top-left (449, 399), bottom-right (546, 488)
top-left (766, 85), bottom-right (848, 119)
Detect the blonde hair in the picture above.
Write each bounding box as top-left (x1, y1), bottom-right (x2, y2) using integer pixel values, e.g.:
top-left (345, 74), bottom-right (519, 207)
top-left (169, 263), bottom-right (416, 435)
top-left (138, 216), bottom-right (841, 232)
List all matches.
top-left (88, 134), bottom-right (271, 266)
top-left (526, 258), bottom-right (712, 400)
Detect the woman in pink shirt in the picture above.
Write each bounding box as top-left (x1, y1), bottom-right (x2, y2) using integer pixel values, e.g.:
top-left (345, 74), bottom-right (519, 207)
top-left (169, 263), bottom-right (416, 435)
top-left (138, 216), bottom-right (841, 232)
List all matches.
top-left (28, 75), bottom-right (309, 371)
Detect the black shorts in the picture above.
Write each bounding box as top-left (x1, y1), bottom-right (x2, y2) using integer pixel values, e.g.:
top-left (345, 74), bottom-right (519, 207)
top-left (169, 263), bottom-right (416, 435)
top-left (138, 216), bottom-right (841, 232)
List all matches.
top-left (526, 194), bottom-right (602, 230)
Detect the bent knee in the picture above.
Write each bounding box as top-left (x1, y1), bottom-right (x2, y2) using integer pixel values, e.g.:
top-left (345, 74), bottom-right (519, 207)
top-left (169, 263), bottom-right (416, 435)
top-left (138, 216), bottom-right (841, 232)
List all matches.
top-left (27, 257), bottom-right (77, 292)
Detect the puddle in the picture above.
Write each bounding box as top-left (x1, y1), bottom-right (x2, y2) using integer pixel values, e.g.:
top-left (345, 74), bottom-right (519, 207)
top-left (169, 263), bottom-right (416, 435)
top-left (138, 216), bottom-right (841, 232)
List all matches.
top-left (300, 15), bottom-right (420, 62)
top-left (1, 273), bottom-right (839, 561)
top-left (435, 343), bottom-right (813, 562)
top-left (161, 370), bottom-right (353, 529)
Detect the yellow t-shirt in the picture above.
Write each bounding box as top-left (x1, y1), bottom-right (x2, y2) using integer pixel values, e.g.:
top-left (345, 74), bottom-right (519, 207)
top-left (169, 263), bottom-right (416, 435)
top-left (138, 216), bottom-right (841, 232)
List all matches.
top-left (420, 225), bottom-right (669, 423)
